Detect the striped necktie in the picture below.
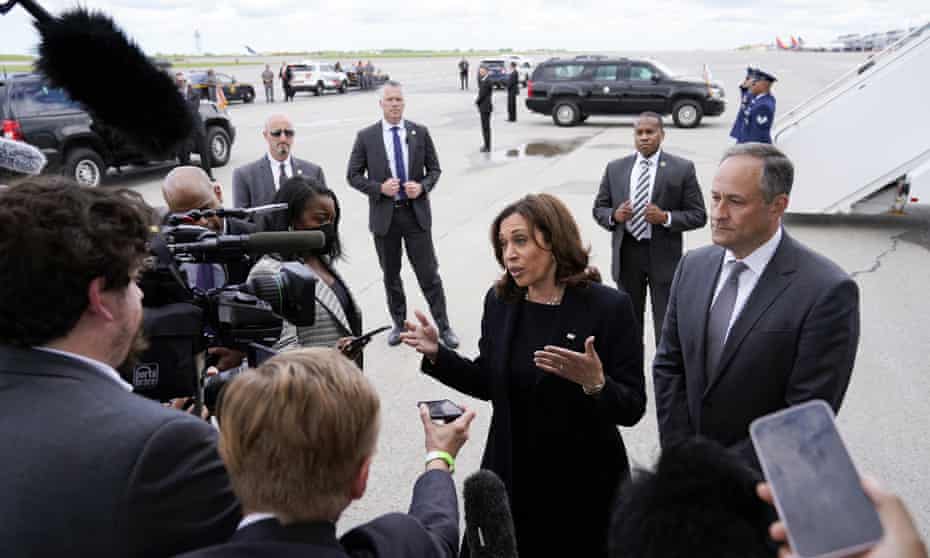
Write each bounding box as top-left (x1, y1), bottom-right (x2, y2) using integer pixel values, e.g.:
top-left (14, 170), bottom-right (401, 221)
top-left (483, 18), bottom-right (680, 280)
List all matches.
top-left (630, 159), bottom-right (652, 240)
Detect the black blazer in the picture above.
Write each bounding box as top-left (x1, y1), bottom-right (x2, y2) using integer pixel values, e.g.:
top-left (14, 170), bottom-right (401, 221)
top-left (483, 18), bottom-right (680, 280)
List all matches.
top-left (592, 151), bottom-right (707, 285)
top-left (475, 77), bottom-right (493, 113)
top-left (507, 70), bottom-right (519, 95)
top-left (422, 283), bottom-right (645, 554)
top-left (176, 470), bottom-right (459, 558)
top-left (0, 345), bottom-right (240, 557)
top-left (653, 232), bottom-right (860, 466)
top-left (346, 120), bottom-right (441, 236)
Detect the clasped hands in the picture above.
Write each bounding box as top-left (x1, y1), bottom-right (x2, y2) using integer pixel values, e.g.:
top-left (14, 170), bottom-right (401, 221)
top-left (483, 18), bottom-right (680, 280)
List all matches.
top-left (382, 178), bottom-right (423, 199)
top-left (401, 310), bottom-right (606, 391)
top-left (613, 200), bottom-right (668, 225)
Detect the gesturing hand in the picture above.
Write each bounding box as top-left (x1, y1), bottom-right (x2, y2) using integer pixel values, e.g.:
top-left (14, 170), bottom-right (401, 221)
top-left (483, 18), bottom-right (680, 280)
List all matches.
top-left (534, 336), bottom-right (605, 390)
top-left (401, 309), bottom-right (440, 360)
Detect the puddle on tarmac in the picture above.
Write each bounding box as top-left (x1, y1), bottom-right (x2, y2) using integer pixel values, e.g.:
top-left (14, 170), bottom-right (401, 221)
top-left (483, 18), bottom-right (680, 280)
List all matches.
top-left (488, 137), bottom-right (590, 163)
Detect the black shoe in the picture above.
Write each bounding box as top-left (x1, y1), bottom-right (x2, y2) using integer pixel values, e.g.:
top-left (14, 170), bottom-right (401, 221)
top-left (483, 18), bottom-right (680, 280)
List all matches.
top-left (479, 146), bottom-right (490, 153)
top-left (439, 328), bottom-right (460, 349)
top-left (387, 326), bottom-right (403, 347)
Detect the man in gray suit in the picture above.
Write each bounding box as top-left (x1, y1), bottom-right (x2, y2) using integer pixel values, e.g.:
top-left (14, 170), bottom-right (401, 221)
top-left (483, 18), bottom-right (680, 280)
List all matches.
top-left (593, 112), bottom-right (707, 343)
top-left (347, 81), bottom-right (458, 348)
top-left (0, 177), bottom-right (239, 556)
top-left (653, 143), bottom-right (860, 469)
top-left (232, 113), bottom-right (326, 210)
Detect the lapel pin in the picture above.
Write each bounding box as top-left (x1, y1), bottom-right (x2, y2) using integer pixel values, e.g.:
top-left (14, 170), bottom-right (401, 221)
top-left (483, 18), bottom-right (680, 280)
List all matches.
top-left (566, 333), bottom-right (576, 341)
top-left (411, 130), bottom-right (417, 136)
top-left (660, 161), bottom-right (667, 168)
top-left (297, 168), bottom-right (303, 175)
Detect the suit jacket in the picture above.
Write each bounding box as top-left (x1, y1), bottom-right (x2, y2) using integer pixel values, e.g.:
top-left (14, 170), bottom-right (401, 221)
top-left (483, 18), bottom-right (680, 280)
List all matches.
top-left (653, 232), bottom-right (860, 466)
top-left (476, 77), bottom-right (493, 113)
top-left (507, 70), bottom-right (519, 95)
top-left (592, 151), bottom-right (707, 285)
top-left (0, 345), bottom-right (240, 557)
top-left (423, 282), bottom-right (645, 555)
top-left (232, 156), bottom-right (327, 209)
top-left (740, 94), bottom-right (776, 144)
top-left (346, 120), bottom-right (441, 236)
top-left (175, 469), bottom-right (459, 558)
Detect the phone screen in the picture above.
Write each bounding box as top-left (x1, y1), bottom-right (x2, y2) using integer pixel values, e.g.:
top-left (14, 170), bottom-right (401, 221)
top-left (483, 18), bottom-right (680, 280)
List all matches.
top-left (419, 399), bottom-right (463, 422)
top-left (750, 401), bottom-right (883, 558)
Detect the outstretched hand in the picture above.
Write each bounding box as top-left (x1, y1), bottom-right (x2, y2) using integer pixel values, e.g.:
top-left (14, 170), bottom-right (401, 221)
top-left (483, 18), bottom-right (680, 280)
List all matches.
top-left (401, 309), bottom-right (440, 360)
top-left (534, 336), bottom-right (605, 390)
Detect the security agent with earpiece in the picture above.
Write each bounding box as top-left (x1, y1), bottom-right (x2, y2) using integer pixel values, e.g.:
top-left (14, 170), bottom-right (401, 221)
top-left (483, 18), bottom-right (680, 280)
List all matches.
top-left (739, 69), bottom-right (777, 144)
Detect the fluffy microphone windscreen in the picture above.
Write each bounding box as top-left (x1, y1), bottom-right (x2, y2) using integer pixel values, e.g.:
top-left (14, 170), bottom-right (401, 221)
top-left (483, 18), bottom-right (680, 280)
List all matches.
top-left (464, 470), bottom-right (518, 558)
top-left (34, 8), bottom-right (193, 158)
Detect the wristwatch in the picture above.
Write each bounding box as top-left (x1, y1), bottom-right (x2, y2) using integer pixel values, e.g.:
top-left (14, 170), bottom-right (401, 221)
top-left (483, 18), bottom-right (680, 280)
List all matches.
top-left (425, 450), bottom-right (455, 473)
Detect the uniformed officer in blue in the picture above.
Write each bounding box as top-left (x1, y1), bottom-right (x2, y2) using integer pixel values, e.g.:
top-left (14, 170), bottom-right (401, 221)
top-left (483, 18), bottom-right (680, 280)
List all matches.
top-left (739, 69), bottom-right (777, 144)
top-left (729, 66), bottom-right (757, 142)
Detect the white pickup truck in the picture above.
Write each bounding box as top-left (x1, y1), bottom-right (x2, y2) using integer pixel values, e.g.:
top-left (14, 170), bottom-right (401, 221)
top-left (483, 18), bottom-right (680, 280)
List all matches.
top-left (288, 61), bottom-right (349, 96)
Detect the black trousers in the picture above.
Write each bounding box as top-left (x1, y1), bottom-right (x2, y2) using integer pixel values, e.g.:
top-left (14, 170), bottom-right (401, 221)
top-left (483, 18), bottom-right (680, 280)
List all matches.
top-left (460, 72), bottom-right (468, 89)
top-left (507, 92), bottom-right (517, 121)
top-left (480, 110), bottom-right (491, 150)
top-left (617, 236), bottom-right (671, 344)
top-left (373, 204), bottom-right (450, 330)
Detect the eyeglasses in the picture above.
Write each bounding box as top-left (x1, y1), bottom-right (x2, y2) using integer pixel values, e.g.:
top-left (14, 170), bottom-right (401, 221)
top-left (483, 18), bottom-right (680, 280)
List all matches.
top-left (269, 128), bottom-right (296, 138)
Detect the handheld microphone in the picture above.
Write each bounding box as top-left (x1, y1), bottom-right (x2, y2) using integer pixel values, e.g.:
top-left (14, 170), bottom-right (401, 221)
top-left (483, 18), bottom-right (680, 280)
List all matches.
top-left (169, 231), bottom-right (326, 262)
top-left (0, 137), bottom-right (47, 175)
top-left (5, 2), bottom-right (194, 158)
top-left (464, 470), bottom-right (518, 558)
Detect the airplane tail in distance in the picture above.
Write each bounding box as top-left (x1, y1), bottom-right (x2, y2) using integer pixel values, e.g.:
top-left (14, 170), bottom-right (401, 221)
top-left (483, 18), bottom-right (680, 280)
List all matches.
top-left (776, 37), bottom-right (788, 49)
top-left (790, 36), bottom-right (799, 48)
top-left (245, 45), bottom-right (258, 55)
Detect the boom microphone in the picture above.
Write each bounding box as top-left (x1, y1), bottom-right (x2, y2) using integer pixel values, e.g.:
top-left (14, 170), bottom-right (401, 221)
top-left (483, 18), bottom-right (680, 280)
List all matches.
top-left (0, 0), bottom-right (193, 158)
top-left (0, 137), bottom-right (47, 176)
top-left (169, 231), bottom-right (326, 262)
top-left (464, 470), bottom-right (518, 558)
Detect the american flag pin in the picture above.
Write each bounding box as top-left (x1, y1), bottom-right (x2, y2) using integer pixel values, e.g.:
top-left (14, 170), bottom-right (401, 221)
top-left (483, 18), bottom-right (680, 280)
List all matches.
top-left (566, 333), bottom-right (576, 341)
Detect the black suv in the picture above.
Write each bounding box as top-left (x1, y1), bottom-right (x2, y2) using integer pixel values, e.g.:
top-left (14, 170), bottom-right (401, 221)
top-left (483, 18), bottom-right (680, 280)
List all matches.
top-left (0, 73), bottom-right (236, 187)
top-left (526, 56), bottom-right (726, 128)
top-left (188, 71), bottom-right (255, 103)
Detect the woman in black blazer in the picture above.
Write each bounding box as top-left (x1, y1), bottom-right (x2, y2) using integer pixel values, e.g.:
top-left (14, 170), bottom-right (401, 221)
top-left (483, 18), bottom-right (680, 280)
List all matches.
top-left (402, 194), bottom-right (645, 557)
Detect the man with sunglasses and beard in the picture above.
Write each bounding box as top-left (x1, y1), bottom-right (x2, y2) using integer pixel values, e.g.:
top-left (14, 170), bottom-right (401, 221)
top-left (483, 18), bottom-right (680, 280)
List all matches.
top-left (232, 114), bottom-right (327, 210)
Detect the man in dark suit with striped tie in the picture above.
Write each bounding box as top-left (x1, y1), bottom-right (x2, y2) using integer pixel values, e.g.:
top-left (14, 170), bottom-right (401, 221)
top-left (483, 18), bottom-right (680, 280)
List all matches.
top-left (593, 112), bottom-right (707, 344)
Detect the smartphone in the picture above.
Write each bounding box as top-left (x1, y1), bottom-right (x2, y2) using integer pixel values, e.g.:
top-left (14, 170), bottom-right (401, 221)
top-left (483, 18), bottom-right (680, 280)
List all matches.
top-left (750, 400), bottom-right (883, 558)
top-left (418, 399), bottom-right (464, 423)
top-left (344, 325), bottom-right (391, 355)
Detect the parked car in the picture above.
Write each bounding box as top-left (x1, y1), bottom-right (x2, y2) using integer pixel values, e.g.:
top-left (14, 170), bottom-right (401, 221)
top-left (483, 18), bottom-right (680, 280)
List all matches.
top-left (287, 61), bottom-right (349, 96)
top-left (0, 73), bottom-right (236, 187)
top-left (188, 71), bottom-right (255, 103)
top-left (478, 59), bottom-right (510, 89)
top-left (344, 64), bottom-right (391, 88)
top-left (525, 56), bottom-right (726, 128)
top-left (503, 55), bottom-right (535, 86)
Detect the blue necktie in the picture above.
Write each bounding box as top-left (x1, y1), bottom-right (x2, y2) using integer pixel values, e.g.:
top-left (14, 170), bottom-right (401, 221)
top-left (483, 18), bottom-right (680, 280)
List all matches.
top-left (391, 126), bottom-right (407, 200)
top-left (195, 263), bottom-right (216, 291)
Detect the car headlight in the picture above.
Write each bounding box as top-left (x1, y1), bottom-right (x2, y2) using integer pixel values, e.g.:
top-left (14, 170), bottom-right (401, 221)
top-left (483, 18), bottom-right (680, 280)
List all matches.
top-left (709, 87), bottom-right (724, 99)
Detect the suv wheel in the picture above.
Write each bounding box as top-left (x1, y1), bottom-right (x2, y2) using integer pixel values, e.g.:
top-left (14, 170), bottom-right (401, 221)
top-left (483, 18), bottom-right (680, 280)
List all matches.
top-left (206, 126), bottom-right (231, 167)
top-left (672, 99), bottom-right (703, 128)
top-left (64, 148), bottom-right (105, 187)
top-left (242, 89), bottom-right (254, 103)
top-left (339, 81), bottom-right (347, 94)
top-left (552, 101), bottom-right (581, 127)
top-left (315, 82), bottom-right (324, 96)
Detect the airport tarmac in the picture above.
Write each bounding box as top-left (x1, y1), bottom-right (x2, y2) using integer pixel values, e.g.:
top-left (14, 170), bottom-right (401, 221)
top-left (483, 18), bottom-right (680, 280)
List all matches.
top-left (116, 51), bottom-right (929, 535)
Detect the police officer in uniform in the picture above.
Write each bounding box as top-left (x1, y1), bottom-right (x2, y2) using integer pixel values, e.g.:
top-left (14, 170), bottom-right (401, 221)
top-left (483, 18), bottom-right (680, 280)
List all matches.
top-left (507, 61), bottom-right (519, 122)
top-left (729, 66), bottom-right (756, 142)
top-left (739, 69), bottom-right (777, 144)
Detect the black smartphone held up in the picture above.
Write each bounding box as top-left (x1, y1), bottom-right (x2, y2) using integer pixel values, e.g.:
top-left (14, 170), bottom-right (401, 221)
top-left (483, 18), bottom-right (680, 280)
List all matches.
top-left (750, 400), bottom-right (883, 558)
top-left (418, 399), bottom-right (464, 424)
top-left (344, 326), bottom-right (391, 355)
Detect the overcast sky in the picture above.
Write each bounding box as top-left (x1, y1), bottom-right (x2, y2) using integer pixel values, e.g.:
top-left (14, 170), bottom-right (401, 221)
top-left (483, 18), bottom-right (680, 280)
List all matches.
top-left (1, 0), bottom-right (927, 55)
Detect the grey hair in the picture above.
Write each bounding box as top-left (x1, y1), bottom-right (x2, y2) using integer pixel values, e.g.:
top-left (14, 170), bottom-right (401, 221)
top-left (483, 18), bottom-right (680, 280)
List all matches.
top-left (721, 142), bottom-right (794, 202)
top-left (381, 80), bottom-right (403, 98)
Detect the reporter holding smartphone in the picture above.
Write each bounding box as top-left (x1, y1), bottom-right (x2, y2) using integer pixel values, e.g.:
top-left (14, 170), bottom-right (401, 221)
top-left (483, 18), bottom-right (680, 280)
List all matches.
top-left (402, 194), bottom-right (646, 558)
top-left (249, 176), bottom-right (366, 365)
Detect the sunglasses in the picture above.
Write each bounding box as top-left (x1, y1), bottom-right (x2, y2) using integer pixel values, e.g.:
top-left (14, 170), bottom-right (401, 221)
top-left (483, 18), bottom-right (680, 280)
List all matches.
top-left (269, 128), bottom-right (296, 138)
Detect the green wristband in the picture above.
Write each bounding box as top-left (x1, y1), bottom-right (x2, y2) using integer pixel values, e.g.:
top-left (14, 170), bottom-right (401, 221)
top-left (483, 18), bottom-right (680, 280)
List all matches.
top-left (425, 450), bottom-right (455, 473)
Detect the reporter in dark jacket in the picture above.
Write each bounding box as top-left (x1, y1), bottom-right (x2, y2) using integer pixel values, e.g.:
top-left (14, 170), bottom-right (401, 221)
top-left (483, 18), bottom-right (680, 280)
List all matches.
top-left (476, 66), bottom-right (493, 152)
top-left (402, 193), bottom-right (646, 558)
top-left (176, 347), bottom-right (474, 558)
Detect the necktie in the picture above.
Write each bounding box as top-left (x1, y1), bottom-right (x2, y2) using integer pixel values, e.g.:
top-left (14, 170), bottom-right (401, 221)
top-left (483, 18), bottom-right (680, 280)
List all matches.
top-left (705, 261), bottom-right (749, 384)
top-left (278, 162), bottom-right (288, 190)
top-left (629, 159), bottom-right (651, 240)
top-left (195, 263), bottom-right (216, 291)
top-left (391, 126), bottom-right (407, 200)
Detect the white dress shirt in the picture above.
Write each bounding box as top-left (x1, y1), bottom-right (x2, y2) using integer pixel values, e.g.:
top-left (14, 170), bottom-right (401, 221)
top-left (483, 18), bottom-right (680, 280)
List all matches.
top-left (381, 118), bottom-right (408, 182)
top-left (267, 153), bottom-right (294, 192)
top-left (34, 346), bottom-right (133, 391)
top-left (621, 149), bottom-right (671, 238)
top-left (238, 512), bottom-right (278, 530)
top-left (711, 226), bottom-right (783, 341)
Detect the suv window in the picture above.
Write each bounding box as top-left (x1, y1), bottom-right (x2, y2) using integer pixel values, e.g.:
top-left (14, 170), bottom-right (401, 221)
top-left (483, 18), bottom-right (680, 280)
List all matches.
top-left (629, 64), bottom-right (658, 81)
top-left (11, 81), bottom-right (81, 116)
top-left (592, 65), bottom-right (619, 81)
top-left (541, 64), bottom-right (586, 81)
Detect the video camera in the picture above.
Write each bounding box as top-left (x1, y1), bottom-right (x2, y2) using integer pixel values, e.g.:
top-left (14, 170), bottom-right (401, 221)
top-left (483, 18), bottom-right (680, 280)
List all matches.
top-left (122, 208), bottom-right (325, 406)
